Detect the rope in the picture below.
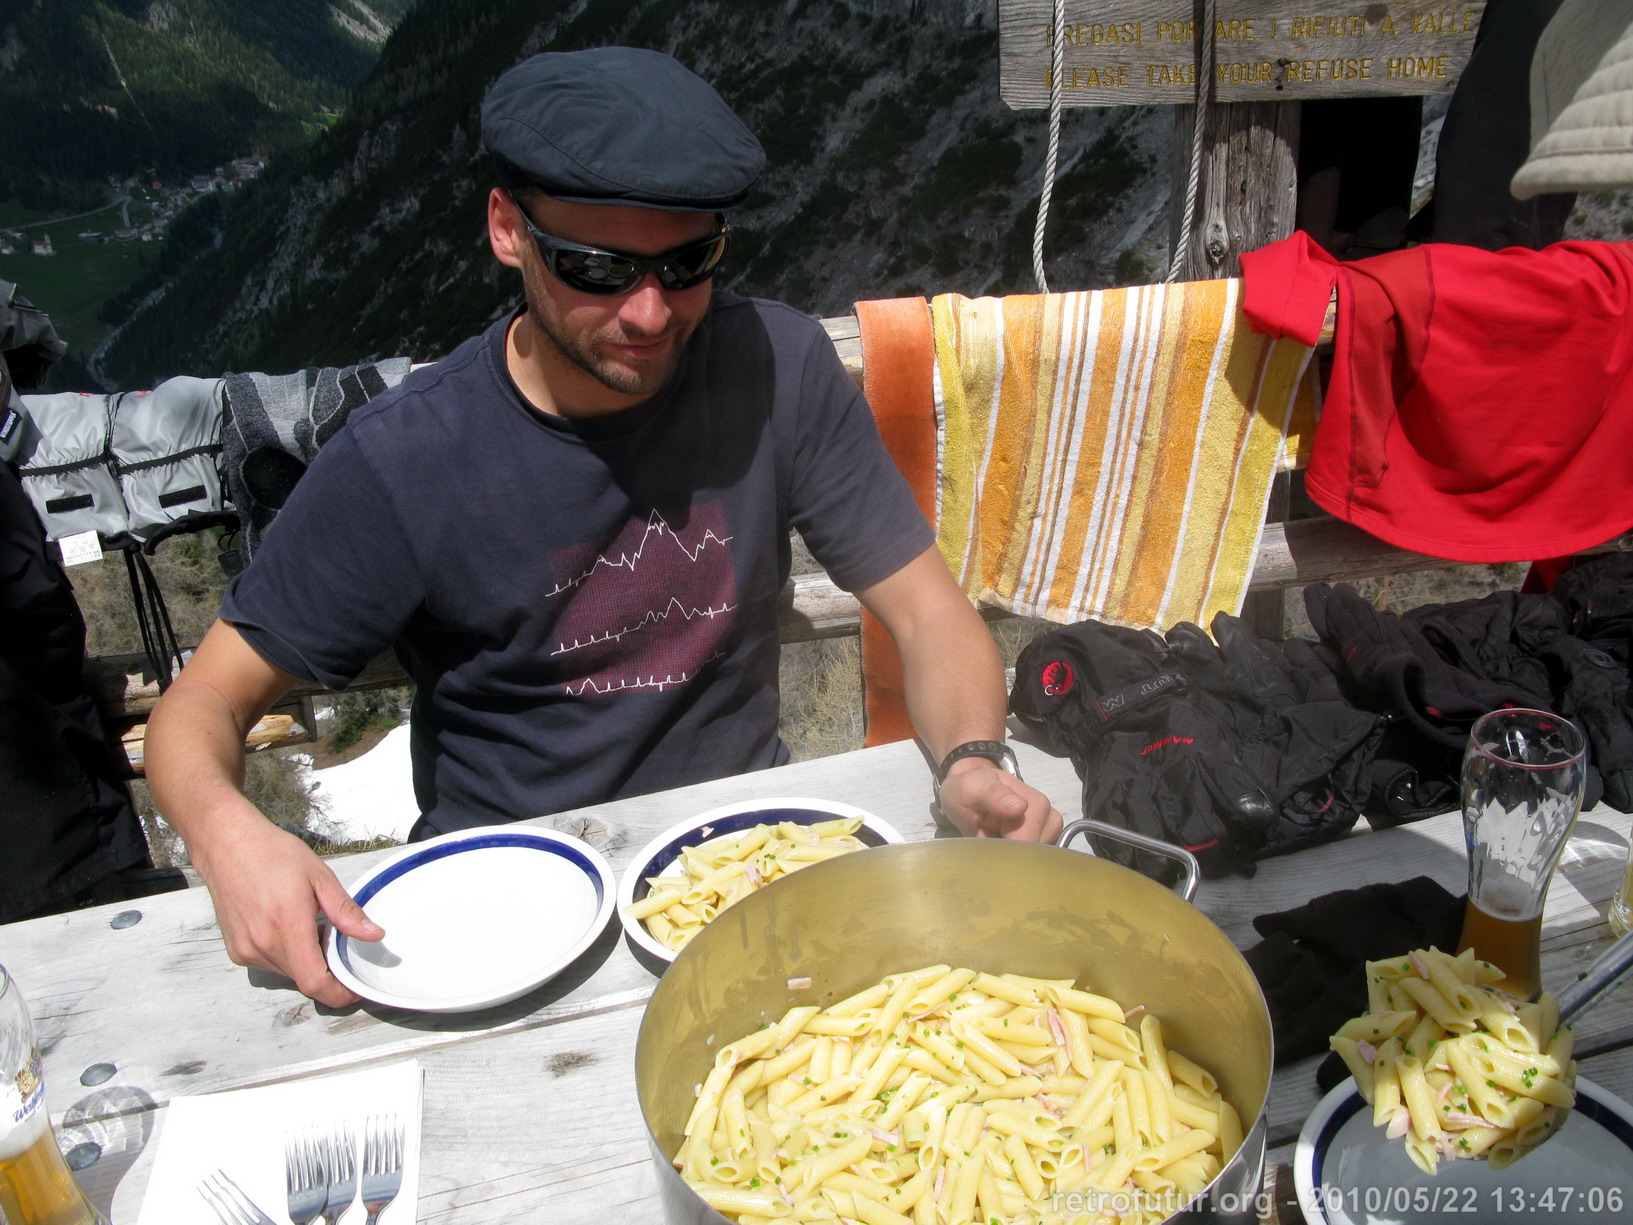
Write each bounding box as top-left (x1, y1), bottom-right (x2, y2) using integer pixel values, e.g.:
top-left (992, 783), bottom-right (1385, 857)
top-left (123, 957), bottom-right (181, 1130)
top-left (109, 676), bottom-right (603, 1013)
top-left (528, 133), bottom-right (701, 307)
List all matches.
top-left (1167, 0), bottom-right (1219, 282)
top-left (1031, 0), bottom-right (1067, 293)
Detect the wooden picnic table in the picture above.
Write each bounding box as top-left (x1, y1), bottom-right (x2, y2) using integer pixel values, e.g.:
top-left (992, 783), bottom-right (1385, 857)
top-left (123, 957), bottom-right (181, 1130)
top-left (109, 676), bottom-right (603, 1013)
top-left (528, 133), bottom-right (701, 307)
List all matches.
top-left (3, 734), bottom-right (1631, 1224)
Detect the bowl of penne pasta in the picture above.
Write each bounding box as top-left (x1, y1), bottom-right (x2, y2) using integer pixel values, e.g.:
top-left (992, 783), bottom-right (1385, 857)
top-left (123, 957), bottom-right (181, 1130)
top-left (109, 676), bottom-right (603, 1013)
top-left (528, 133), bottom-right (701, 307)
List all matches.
top-left (1294, 943), bottom-right (1633, 1223)
top-left (633, 834), bottom-right (1274, 1225)
top-left (617, 797), bottom-right (904, 963)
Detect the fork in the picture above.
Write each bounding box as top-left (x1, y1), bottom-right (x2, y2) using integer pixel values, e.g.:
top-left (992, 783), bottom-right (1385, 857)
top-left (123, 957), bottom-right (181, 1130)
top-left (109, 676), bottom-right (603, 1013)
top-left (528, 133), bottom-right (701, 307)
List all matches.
top-left (285, 1128), bottom-right (327, 1225)
top-left (360, 1115), bottom-right (405, 1224)
top-left (199, 1169), bottom-right (277, 1225)
top-left (320, 1125), bottom-right (357, 1225)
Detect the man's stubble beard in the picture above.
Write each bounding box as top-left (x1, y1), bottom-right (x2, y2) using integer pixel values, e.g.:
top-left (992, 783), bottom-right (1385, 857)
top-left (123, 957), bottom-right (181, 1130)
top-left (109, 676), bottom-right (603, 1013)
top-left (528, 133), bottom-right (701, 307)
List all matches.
top-left (522, 270), bottom-right (696, 399)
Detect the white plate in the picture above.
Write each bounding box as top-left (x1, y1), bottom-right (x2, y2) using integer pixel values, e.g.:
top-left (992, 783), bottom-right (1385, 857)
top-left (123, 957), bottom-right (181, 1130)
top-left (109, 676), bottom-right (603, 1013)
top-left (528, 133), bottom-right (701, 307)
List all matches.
top-left (1295, 1076), bottom-right (1633, 1224)
top-left (326, 825), bottom-right (615, 1012)
top-left (617, 796), bottom-right (903, 963)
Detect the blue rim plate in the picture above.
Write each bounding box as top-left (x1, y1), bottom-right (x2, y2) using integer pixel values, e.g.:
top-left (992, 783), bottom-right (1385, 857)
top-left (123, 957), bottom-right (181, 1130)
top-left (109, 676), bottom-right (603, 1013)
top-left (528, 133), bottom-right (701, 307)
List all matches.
top-left (1295, 1076), bottom-right (1633, 1225)
top-left (617, 797), bottom-right (903, 963)
top-left (325, 825), bottom-right (615, 1012)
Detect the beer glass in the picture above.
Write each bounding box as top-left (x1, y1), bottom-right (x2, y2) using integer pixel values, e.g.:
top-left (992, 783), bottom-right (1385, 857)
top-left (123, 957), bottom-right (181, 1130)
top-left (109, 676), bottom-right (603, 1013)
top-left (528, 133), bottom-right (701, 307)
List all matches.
top-left (1610, 849), bottom-right (1633, 938)
top-left (1456, 709), bottom-right (1588, 1001)
top-left (0, 965), bottom-right (105, 1225)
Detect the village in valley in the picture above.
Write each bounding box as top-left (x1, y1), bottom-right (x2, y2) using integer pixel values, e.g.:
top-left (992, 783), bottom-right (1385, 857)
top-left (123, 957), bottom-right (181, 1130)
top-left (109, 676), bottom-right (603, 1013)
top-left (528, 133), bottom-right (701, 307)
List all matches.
top-left (0, 157), bottom-right (264, 257)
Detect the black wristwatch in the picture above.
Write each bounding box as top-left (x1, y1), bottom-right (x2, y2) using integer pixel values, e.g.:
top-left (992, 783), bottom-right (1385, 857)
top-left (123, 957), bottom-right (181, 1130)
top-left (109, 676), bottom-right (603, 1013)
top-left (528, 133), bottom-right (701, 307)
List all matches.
top-left (934, 740), bottom-right (1022, 800)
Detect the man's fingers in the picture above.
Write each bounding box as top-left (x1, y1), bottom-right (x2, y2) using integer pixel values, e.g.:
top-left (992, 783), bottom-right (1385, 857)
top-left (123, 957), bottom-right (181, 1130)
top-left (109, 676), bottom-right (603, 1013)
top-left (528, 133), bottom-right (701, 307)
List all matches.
top-left (314, 870), bottom-right (384, 941)
top-left (959, 773), bottom-right (1059, 842)
top-left (284, 934), bottom-right (360, 1008)
top-left (203, 834), bottom-right (373, 1007)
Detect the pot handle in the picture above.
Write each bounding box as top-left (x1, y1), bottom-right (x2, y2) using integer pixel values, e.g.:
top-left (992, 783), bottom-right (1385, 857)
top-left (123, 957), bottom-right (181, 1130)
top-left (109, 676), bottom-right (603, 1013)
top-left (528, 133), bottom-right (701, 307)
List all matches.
top-left (1055, 818), bottom-right (1202, 903)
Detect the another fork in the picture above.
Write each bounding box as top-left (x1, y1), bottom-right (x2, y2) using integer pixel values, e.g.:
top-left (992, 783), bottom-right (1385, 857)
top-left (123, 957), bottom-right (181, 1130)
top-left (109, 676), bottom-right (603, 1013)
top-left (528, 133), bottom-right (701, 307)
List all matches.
top-left (360, 1115), bottom-right (405, 1224)
top-left (285, 1128), bottom-right (327, 1225)
top-left (199, 1169), bottom-right (277, 1225)
top-left (320, 1126), bottom-right (357, 1225)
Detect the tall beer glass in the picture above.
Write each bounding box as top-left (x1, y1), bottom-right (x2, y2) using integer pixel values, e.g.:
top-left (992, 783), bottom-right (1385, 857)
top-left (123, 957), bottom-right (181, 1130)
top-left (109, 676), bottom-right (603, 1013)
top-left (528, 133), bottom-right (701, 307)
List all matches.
top-left (1456, 709), bottom-right (1588, 1001)
top-left (0, 965), bottom-right (104, 1225)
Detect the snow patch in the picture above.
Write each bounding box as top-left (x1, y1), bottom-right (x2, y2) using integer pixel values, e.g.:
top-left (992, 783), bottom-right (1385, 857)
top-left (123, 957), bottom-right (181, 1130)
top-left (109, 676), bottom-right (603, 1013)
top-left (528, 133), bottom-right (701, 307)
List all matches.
top-left (302, 722), bottom-right (419, 843)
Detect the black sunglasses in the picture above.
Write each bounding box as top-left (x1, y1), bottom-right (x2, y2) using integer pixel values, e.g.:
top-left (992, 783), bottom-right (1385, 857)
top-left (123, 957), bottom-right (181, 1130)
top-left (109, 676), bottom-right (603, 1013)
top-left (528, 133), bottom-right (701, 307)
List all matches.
top-left (508, 193), bottom-right (730, 295)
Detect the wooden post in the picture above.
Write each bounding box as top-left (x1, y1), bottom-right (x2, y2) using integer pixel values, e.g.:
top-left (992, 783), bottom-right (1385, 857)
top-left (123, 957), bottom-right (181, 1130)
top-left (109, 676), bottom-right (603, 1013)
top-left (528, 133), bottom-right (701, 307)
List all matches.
top-left (1170, 99), bottom-right (1301, 639)
top-left (1168, 101), bottom-right (1301, 280)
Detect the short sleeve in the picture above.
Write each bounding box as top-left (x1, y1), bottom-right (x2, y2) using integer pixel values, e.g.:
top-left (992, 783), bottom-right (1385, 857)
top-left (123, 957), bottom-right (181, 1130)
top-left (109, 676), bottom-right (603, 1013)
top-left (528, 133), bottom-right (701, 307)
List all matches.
top-left (783, 326), bottom-right (934, 593)
top-left (219, 428), bottom-right (426, 687)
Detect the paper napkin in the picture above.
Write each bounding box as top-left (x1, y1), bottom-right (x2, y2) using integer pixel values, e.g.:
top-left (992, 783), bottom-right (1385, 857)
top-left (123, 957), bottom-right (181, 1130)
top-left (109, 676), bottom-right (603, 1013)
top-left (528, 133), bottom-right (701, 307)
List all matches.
top-left (137, 1060), bottom-right (422, 1225)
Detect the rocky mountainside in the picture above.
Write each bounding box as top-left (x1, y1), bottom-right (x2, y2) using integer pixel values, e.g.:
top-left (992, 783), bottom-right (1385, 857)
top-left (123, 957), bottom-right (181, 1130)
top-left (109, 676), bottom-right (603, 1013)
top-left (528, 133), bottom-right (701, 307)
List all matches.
top-left (0, 0), bottom-right (414, 208)
top-left (98, 0), bottom-right (1175, 385)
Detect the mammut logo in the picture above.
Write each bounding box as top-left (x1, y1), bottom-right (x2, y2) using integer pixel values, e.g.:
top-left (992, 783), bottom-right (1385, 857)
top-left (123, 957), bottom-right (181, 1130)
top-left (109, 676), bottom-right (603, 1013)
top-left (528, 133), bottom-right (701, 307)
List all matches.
top-left (1041, 659), bottom-right (1074, 696)
top-left (1139, 736), bottom-right (1195, 756)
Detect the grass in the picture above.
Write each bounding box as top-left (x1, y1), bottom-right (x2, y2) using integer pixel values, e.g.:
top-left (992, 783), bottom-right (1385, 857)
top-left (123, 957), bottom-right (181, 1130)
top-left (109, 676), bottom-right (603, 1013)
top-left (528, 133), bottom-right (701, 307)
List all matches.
top-left (0, 202), bottom-right (55, 229)
top-left (0, 236), bottom-right (158, 359)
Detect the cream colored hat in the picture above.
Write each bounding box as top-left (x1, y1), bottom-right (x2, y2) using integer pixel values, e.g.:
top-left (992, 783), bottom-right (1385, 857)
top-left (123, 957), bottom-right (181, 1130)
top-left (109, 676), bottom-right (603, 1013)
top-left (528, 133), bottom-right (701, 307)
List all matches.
top-left (1511, 0), bottom-right (1633, 199)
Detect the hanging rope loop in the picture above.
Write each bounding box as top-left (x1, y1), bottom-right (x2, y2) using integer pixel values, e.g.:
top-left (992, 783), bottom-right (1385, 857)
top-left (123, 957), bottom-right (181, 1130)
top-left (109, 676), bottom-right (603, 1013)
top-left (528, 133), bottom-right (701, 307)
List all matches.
top-left (1031, 0), bottom-right (1067, 293)
top-left (1168, 0), bottom-right (1219, 282)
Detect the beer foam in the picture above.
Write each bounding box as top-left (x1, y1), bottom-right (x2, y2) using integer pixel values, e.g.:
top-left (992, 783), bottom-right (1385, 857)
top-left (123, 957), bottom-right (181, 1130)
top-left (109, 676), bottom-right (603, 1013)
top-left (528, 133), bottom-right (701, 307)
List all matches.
top-left (1476, 878), bottom-right (1541, 921)
top-left (0, 1103), bottom-right (47, 1162)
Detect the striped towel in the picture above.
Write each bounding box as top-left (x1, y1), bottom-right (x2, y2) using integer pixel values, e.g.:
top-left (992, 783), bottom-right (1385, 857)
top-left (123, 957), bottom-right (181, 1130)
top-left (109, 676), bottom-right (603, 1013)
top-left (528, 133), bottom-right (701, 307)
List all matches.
top-left (930, 280), bottom-right (1318, 631)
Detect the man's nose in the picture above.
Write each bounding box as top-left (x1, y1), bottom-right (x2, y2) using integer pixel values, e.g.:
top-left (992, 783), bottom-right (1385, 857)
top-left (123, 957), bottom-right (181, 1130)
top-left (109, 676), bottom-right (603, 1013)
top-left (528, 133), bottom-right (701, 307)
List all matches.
top-left (618, 273), bottom-right (672, 335)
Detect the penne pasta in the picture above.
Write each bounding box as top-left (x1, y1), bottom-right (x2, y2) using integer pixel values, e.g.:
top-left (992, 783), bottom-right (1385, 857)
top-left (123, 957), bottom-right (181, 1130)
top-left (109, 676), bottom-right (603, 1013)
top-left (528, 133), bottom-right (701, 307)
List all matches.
top-left (1331, 946), bottom-right (1577, 1174)
top-left (626, 818), bottom-right (875, 952)
top-left (676, 965), bottom-right (1236, 1224)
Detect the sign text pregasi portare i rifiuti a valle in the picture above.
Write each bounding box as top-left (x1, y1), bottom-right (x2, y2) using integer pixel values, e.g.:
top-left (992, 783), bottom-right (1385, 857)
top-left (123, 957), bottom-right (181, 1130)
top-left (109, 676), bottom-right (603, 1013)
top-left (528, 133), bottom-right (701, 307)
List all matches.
top-left (999, 1), bottom-right (1486, 107)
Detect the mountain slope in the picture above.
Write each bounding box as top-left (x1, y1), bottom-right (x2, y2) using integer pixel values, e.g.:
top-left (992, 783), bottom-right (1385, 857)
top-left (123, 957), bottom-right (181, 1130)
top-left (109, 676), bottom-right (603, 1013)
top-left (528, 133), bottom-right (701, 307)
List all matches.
top-left (0, 0), bottom-right (416, 207)
top-left (99, 0), bottom-right (1173, 385)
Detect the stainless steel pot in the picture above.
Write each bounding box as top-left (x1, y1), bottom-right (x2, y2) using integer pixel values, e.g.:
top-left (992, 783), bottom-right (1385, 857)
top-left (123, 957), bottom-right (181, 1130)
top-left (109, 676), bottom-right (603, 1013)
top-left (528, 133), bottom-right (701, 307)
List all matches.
top-left (635, 822), bottom-right (1274, 1224)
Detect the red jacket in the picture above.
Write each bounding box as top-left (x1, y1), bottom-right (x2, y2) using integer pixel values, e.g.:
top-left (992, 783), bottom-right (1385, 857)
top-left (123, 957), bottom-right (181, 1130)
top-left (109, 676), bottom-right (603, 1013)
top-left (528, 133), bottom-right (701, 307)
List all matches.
top-left (1242, 232), bottom-right (1633, 563)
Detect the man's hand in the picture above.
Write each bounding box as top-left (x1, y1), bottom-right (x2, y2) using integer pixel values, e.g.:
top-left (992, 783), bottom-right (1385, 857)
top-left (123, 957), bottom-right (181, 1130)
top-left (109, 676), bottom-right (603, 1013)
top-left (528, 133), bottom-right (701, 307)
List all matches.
top-left (146, 620), bottom-right (385, 1007)
top-left (190, 813), bottom-right (384, 1008)
top-left (937, 758), bottom-right (1062, 842)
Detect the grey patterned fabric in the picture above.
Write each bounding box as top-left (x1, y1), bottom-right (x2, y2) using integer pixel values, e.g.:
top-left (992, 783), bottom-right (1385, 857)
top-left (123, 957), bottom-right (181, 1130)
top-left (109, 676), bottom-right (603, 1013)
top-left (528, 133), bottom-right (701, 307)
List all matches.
top-left (220, 358), bottom-right (412, 560)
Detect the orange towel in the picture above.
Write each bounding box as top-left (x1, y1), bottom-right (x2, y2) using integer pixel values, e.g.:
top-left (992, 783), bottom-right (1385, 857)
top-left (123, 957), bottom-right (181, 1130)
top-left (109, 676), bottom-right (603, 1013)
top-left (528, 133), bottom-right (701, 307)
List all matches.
top-left (854, 298), bottom-right (937, 746)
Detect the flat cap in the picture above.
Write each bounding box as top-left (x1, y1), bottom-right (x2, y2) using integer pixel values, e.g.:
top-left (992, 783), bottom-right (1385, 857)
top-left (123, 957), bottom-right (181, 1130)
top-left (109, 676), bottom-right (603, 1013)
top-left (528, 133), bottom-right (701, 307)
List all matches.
top-left (481, 47), bottom-right (765, 211)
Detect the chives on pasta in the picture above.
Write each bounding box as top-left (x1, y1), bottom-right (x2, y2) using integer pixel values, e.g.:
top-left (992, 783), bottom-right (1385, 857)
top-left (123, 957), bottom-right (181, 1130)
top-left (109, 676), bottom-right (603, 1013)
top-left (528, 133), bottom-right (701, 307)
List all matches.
top-left (673, 963), bottom-right (1237, 1221)
top-left (1328, 945), bottom-right (1577, 1175)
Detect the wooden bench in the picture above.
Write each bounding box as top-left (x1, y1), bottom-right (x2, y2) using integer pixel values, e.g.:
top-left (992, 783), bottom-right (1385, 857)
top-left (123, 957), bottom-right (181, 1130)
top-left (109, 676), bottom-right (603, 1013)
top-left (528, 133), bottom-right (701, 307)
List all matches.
top-left (86, 310), bottom-right (1633, 773)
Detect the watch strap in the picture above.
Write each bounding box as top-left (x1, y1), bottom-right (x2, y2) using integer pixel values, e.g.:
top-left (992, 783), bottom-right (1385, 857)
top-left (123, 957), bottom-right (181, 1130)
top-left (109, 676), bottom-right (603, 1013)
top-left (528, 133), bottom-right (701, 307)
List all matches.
top-left (934, 740), bottom-right (1021, 795)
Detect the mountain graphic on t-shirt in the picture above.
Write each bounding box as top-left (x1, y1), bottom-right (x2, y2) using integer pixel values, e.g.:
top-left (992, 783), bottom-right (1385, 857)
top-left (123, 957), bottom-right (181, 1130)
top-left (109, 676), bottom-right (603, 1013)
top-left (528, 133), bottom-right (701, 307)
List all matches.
top-left (547, 507), bottom-right (738, 697)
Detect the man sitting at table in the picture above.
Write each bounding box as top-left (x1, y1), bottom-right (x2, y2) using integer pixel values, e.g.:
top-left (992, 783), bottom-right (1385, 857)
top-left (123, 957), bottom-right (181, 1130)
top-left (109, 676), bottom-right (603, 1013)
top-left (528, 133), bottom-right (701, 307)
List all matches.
top-left (144, 48), bottom-right (1061, 1007)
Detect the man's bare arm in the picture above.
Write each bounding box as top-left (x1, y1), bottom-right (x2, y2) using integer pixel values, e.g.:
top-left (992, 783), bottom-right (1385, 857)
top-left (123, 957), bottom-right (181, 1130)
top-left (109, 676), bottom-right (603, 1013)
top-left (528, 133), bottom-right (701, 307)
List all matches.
top-left (145, 619), bottom-right (382, 1005)
top-left (855, 547), bottom-right (1062, 841)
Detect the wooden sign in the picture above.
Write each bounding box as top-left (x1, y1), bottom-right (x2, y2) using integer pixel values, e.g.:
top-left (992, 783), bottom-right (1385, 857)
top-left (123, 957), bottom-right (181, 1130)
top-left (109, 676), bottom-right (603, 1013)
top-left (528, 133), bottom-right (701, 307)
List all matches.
top-left (1000, 1), bottom-right (1487, 107)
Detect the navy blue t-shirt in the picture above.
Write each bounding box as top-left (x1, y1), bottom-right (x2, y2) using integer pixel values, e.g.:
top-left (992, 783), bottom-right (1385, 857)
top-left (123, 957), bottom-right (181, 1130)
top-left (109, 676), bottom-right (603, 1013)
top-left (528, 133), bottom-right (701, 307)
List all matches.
top-left (220, 292), bottom-right (932, 834)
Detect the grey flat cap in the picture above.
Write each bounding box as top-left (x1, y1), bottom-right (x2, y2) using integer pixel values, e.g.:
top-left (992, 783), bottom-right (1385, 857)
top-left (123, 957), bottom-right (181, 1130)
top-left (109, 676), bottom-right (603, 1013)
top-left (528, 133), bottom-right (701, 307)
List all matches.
top-left (480, 47), bottom-right (765, 211)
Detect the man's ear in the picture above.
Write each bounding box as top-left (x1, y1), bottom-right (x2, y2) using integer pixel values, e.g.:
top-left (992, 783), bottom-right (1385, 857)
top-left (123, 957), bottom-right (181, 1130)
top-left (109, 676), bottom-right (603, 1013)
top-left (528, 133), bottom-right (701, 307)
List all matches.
top-left (488, 188), bottom-right (526, 269)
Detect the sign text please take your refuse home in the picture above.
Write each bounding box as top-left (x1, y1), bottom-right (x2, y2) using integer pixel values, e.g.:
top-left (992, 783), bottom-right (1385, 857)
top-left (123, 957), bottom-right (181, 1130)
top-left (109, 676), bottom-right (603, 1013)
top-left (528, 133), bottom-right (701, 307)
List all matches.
top-left (999, 1), bottom-right (1487, 107)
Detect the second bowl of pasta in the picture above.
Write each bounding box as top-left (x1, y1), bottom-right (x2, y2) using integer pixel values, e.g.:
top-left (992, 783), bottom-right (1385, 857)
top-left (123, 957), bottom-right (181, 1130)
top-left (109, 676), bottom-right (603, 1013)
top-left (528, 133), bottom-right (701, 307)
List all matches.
top-left (617, 796), bottom-right (904, 963)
